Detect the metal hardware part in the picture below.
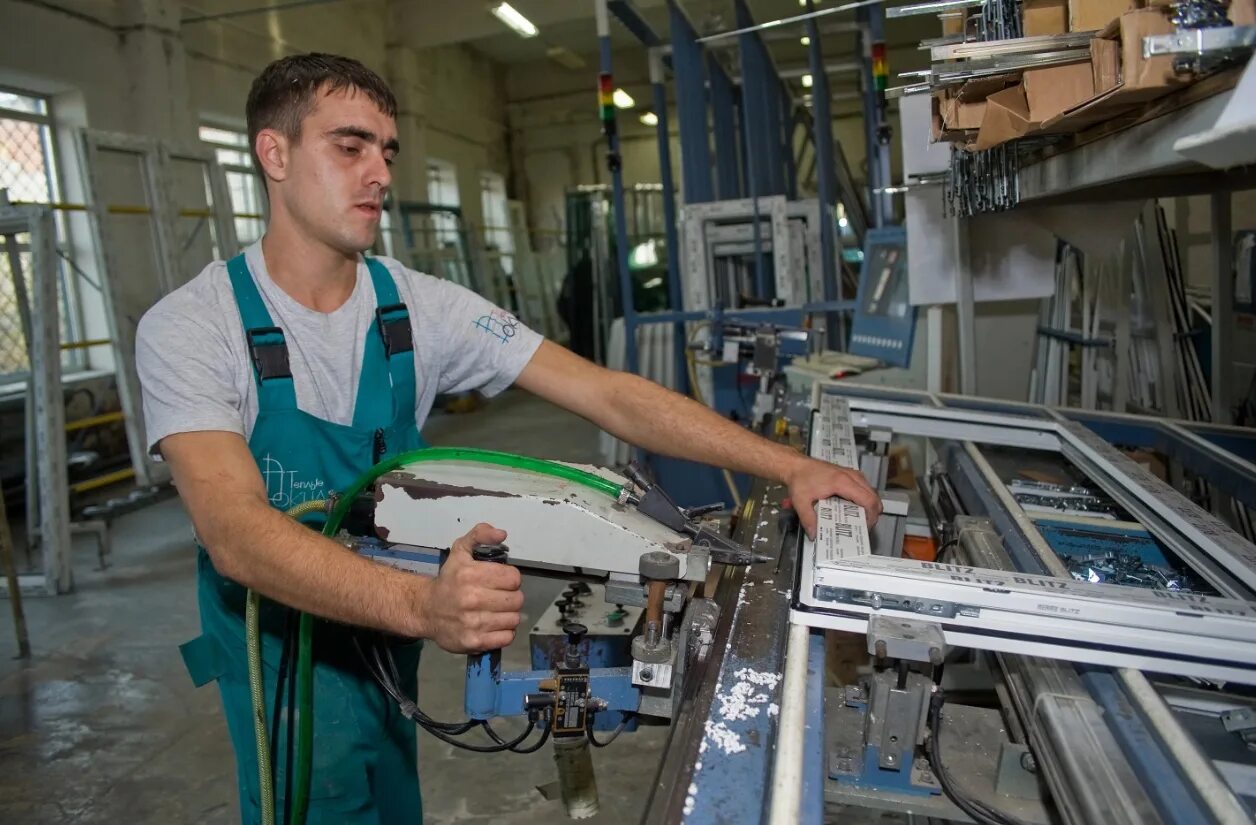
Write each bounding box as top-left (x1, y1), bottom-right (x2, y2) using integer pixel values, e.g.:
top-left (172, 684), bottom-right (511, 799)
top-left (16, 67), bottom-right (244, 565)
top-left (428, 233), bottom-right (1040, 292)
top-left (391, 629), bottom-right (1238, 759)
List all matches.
top-left (866, 615), bottom-right (948, 664)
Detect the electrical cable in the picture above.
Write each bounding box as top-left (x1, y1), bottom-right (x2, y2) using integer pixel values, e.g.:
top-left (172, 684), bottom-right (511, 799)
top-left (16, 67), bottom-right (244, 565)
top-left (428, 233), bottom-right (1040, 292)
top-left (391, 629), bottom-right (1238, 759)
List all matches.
top-left (351, 634), bottom-right (548, 753)
top-left (935, 538), bottom-right (959, 563)
top-left (482, 718), bottom-right (554, 754)
top-left (506, 721), bottom-right (552, 754)
top-left (586, 712), bottom-right (632, 748)
top-left (928, 693), bottom-right (1032, 825)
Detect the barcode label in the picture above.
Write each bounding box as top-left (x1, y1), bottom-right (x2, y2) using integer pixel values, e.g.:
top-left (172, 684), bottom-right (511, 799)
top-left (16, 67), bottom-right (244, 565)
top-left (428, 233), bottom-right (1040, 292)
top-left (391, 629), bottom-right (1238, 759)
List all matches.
top-left (817, 396), bottom-right (859, 470)
top-left (811, 396), bottom-right (871, 564)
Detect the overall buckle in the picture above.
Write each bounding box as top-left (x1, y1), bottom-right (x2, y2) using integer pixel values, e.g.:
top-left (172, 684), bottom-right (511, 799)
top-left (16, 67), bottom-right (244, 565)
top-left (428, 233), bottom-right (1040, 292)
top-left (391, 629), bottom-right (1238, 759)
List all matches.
top-left (376, 303), bottom-right (413, 356)
top-left (246, 327), bottom-right (292, 381)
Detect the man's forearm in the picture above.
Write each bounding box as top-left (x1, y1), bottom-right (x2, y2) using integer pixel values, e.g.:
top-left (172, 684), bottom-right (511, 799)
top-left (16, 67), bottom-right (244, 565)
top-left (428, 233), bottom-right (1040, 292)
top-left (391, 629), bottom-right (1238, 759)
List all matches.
top-left (602, 371), bottom-right (806, 482)
top-left (197, 498), bottom-right (431, 637)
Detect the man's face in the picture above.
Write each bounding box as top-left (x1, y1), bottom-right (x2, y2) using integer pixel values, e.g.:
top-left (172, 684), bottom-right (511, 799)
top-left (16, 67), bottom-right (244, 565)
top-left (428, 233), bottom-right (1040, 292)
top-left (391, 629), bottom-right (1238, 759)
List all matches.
top-left (269, 86), bottom-right (398, 254)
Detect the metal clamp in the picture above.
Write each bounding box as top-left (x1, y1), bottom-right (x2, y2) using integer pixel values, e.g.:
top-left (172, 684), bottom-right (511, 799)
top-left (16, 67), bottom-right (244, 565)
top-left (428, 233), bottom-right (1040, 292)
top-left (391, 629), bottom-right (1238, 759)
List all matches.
top-left (867, 615), bottom-right (948, 665)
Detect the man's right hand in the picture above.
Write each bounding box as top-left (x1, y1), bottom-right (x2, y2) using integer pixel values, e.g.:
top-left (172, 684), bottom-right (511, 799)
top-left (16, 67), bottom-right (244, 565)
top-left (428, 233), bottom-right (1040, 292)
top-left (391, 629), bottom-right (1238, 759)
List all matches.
top-left (419, 522), bottom-right (524, 654)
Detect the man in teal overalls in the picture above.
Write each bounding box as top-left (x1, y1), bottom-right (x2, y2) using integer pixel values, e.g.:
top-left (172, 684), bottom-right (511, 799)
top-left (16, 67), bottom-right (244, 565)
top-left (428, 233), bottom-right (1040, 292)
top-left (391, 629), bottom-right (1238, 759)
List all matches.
top-left (136, 53), bottom-right (881, 823)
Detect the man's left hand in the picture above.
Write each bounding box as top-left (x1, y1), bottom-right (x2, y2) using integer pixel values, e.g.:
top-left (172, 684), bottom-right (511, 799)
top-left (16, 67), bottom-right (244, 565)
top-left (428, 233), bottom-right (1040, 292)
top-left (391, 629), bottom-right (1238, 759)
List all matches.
top-left (783, 457), bottom-right (882, 539)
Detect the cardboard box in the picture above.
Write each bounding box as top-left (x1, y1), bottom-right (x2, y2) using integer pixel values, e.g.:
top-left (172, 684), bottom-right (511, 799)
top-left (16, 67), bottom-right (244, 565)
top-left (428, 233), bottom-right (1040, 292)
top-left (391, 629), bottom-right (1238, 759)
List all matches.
top-left (1041, 8), bottom-right (1187, 132)
top-left (1233, 0), bottom-right (1256, 26)
top-left (940, 10), bottom-right (966, 35)
top-left (1024, 0), bottom-right (1068, 35)
top-left (931, 94), bottom-right (970, 142)
top-left (1124, 449), bottom-right (1167, 481)
top-left (955, 74), bottom-right (1018, 102)
top-left (1070, 0), bottom-right (1140, 31)
top-left (946, 96), bottom-right (988, 130)
top-left (935, 78), bottom-right (1012, 133)
top-left (1114, 7), bottom-right (1185, 92)
top-left (1023, 60), bottom-right (1095, 123)
top-left (973, 84), bottom-right (1040, 150)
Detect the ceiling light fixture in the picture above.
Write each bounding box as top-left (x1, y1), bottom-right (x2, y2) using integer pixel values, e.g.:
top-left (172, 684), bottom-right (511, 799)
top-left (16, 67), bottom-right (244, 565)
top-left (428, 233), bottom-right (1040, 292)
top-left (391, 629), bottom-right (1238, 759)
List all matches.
top-left (801, 36), bottom-right (811, 45)
top-left (490, 2), bottom-right (538, 38)
top-left (802, 73), bottom-right (813, 88)
top-left (640, 111), bottom-right (659, 126)
top-left (613, 88), bottom-right (635, 109)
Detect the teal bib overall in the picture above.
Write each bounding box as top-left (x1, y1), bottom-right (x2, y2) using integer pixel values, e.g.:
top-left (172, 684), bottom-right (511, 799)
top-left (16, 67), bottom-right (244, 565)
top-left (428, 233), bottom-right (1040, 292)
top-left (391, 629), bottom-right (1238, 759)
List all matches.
top-left (181, 253), bottom-right (425, 823)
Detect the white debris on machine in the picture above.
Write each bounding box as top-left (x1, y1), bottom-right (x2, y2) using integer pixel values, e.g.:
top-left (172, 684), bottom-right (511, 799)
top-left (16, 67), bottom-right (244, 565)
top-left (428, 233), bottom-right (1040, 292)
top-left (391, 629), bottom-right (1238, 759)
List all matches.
top-left (683, 782), bottom-right (698, 816)
top-left (703, 720), bottom-right (747, 755)
top-left (717, 669), bottom-right (779, 722)
top-left (768, 703), bottom-right (780, 717)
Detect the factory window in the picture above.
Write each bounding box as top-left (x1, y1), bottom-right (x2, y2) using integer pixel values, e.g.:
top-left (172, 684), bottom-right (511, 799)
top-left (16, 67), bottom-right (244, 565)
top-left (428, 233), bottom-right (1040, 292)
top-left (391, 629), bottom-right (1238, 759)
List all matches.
top-left (425, 158), bottom-right (461, 249)
top-left (198, 124), bottom-right (265, 246)
top-left (0, 87), bottom-right (85, 382)
top-left (480, 171), bottom-right (514, 275)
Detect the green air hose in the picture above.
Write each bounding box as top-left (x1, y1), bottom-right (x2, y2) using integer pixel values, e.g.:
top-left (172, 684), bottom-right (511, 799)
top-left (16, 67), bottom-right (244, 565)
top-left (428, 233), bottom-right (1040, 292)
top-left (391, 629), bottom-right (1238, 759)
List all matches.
top-left (283, 447), bottom-right (624, 825)
top-left (246, 499), bottom-right (328, 825)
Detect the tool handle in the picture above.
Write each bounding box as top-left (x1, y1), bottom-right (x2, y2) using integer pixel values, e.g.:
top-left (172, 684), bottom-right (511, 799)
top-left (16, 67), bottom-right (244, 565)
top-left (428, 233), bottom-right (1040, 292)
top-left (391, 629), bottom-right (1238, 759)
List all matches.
top-left (472, 543), bottom-right (510, 564)
top-left (623, 462), bottom-right (652, 492)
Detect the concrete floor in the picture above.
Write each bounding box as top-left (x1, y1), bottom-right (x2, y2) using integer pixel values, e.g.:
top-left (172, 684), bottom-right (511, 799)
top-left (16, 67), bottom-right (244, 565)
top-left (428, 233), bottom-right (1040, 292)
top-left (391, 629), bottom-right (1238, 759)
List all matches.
top-left (0, 390), bottom-right (668, 824)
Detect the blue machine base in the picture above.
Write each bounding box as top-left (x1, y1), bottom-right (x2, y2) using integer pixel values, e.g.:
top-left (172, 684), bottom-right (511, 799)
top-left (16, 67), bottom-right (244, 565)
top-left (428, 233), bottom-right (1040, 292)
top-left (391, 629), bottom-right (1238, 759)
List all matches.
top-left (833, 747), bottom-right (940, 798)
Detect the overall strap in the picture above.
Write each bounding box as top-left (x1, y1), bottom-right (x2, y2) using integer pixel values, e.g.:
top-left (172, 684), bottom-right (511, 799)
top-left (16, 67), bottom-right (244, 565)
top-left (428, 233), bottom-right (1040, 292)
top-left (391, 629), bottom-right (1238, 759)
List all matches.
top-left (226, 254), bottom-right (297, 412)
top-left (364, 257), bottom-right (417, 421)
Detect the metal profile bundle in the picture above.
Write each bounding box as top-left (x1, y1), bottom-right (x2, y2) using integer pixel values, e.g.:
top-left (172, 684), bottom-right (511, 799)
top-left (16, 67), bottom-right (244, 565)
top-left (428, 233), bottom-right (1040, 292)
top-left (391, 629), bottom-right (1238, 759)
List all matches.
top-left (793, 391), bottom-right (1256, 685)
top-left (78, 129), bottom-right (238, 488)
top-left (1144, 202), bottom-right (1212, 423)
top-left (607, 0), bottom-right (859, 393)
top-left (0, 203), bottom-right (72, 595)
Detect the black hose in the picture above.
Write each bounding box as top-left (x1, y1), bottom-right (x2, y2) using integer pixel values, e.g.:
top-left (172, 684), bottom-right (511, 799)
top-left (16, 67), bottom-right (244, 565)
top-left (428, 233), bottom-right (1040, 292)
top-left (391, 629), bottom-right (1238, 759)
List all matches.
top-left (928, 694), bottom-right (1032, 825)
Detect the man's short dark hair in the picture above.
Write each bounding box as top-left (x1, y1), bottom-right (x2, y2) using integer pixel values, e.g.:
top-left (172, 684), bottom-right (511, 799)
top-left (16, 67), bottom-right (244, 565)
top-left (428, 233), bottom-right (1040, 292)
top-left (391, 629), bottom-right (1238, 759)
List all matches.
top-left (246, 53), bottom-right (397, 172)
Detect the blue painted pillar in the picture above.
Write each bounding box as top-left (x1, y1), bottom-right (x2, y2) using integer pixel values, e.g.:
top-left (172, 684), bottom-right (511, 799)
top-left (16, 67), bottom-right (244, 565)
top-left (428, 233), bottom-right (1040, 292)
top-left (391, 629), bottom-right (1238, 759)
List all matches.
top-left (857, 4), bottom-right (892, 227)
top-left (735, 0), bottom-right (785, 300)
top-left (650, 47), bottom-right (689, 395)
top-left (807, 1), bottom-right (842, 348)
top-left (782, 81), bottom-right (799, 200)
top-left (669, 1), bottom-right (714, 205)
top-left (709, 55), bottom-right (741, 200)
top-left (857, 7), bottom-right (880, 227)
top-left (596, 0), bottom-right (638, 374)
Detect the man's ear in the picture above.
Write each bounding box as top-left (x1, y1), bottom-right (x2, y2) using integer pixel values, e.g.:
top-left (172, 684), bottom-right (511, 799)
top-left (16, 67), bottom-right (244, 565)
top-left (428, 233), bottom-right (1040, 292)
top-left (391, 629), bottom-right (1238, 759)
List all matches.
top-left (255, 128), bottom-right (289, 184)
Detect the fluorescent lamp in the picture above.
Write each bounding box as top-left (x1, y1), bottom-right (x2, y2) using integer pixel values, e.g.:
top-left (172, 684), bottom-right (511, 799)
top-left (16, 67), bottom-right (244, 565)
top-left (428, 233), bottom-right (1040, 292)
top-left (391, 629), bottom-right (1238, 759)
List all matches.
top-left (490, 3), bottom-right (538, 38)
top-left (640, 111), bottom-right (659, 126)
top-left (800, 36), bottom-right (811, 46)
top-left (801, 73), bottom-right (813, 88)
top-left (612, 88), bottom-right (635, 109)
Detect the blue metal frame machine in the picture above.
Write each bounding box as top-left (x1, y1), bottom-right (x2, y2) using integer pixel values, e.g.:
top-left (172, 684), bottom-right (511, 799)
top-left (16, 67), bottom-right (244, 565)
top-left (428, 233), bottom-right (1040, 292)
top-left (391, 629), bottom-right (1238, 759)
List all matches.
top-left (599, 0), bottom-right (874, 505)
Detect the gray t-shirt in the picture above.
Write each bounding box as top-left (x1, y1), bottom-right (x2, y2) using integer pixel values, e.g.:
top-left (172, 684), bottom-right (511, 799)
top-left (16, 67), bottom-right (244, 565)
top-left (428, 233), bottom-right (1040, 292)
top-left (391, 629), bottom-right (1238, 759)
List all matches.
top-left (135, 241), bottom-right (542, 456)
